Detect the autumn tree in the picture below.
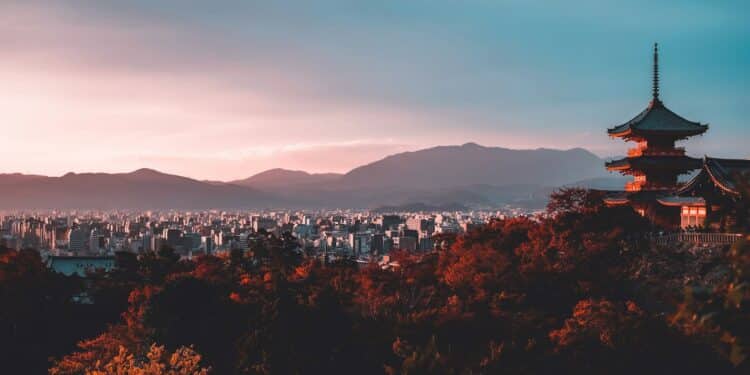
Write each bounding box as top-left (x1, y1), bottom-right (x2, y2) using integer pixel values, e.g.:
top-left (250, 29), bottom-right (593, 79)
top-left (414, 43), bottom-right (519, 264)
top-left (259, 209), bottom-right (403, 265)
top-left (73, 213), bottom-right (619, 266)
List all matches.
top-left (82, 344), bottom-right (210, 375)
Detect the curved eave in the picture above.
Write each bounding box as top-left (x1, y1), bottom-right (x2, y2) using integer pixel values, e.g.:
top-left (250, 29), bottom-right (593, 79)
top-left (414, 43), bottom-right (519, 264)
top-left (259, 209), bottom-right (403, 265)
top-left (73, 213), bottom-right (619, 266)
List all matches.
top-left (676, 171), bottom-right (707, 195)
top-left (605, 157), bottom-right (633, 172)
top-left (656, 196), bottom-right (706, 207)
top-left (604, 197), bottom-right (629, 206)
top-left (607, 126), bottom-right (708, 139)
top-left (704, 162), bottom-right (742, 197)
top-left (607, 100), bottom-right (709, 138)
top-left (607, 127), bottom-right (632, 138)
top-left (678, 157), bottom-right (749, 197)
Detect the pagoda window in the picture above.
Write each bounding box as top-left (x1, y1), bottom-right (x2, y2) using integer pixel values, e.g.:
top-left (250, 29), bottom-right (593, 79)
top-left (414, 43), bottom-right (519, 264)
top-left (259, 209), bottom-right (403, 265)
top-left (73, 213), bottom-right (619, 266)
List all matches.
top-left (681, 205), bottom-right (706, 229)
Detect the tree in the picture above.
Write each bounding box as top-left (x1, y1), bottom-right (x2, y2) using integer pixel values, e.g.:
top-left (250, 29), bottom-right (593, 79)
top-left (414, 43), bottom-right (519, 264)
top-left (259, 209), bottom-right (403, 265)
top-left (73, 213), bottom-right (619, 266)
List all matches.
top-left (672, 239), bottom-right (750, 370)
top-left (547, 187), bottom-right (605, 217)
top-left (0, 248), bottom-right (84, 374)
top-left (83, 344), bottom-right (210, 375)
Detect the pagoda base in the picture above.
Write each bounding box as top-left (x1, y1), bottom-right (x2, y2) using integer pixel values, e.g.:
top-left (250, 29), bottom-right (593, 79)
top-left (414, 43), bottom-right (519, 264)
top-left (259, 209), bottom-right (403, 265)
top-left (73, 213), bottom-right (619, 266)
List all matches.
top-left (602, 190), bottom-right (681, 229)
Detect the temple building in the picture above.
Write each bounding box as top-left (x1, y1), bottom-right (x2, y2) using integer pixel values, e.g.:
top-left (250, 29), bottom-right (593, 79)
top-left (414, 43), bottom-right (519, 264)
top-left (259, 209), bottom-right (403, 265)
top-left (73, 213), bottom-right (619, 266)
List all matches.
top-left (604, 44), bottom-right (707, 227)
top-left (604, 44), bottom-right (749, 230)
top-left (668, 157), bottom-right (750, 231)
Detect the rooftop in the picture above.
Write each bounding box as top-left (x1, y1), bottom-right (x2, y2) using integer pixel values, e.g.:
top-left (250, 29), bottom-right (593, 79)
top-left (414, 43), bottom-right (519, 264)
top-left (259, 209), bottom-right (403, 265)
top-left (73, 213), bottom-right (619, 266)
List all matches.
top-left (608, 100), bottom-right (708, 138)
top-left (679, 157), bottom-right (750, 197)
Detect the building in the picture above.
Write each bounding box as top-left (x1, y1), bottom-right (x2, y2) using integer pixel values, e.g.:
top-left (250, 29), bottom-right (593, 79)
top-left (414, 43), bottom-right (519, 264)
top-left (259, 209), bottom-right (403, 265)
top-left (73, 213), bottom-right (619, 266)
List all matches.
top-left (396, 236), bottom-right (417, 251)
top-left (165, 228), bottom-right (182, 248)
top-left (252, 217), bottom-right (277, 233)
top-left (69, 228), bottom-right (86, 253)
top-left (89, 229), bottom-right (104, 253)
top-left (381, 215), bottom-right (402, 230)
top-left (349, 232), bottom-right (372, 255)
top-left (604, 44), bottom-right (708, 228)
top-left (665, 157), bottom-right (750, 230)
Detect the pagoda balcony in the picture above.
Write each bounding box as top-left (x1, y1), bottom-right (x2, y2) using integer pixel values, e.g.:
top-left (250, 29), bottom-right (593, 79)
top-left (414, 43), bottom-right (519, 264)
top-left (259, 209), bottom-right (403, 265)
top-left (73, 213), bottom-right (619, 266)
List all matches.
top-left (627, 147), bottom-right (685, 158)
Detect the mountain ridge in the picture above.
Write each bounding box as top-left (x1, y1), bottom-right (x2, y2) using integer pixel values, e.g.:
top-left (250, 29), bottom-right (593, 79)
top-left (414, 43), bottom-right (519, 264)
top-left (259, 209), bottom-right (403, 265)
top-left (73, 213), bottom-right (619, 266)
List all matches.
top-left (0, 144), bottom-right (620, 209)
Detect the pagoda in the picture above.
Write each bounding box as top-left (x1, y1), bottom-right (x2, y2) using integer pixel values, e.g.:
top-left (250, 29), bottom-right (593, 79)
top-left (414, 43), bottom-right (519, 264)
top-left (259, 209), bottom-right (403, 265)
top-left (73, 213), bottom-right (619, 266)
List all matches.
top-left (604, 43), bottom-right (708, 227)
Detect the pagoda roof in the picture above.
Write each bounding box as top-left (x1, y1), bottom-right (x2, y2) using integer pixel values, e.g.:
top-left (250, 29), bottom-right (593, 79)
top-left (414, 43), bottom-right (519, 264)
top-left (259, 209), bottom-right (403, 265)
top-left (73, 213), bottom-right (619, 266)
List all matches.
top-left (606, 155), bottom-right (702, 172)
top-left (601, 190), bottom-right (629, 206)
top-left (678, 157), bottom-right (750, 197)
top-left (608, 100), bottom-right (708, 138)
top-left (601, 190), bottom-right (672, 205)
top-left (656, 196), bottom-right (705, 207)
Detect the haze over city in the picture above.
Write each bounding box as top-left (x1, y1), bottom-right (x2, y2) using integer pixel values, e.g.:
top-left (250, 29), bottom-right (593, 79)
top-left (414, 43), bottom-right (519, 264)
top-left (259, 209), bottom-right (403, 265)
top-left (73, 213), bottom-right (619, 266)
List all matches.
top-left (1, 0), bottom-right (748, 180)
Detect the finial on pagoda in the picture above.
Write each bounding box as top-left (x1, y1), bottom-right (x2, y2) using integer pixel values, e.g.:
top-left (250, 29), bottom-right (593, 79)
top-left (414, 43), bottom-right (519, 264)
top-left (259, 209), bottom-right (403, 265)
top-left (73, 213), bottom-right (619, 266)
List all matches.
top-left (652, 42), bottom-right (660, 102)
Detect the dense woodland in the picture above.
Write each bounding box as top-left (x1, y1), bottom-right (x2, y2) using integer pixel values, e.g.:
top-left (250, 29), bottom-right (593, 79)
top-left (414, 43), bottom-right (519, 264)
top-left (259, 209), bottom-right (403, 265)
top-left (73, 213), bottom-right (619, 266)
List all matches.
top-left (1, 188), bottom-right (749, 374)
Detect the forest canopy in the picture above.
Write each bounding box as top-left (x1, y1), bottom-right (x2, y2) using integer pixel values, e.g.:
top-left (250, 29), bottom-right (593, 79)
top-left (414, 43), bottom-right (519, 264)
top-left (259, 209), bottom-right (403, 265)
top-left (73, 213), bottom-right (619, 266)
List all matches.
top-left (1, 188), bottom-right (748, 374)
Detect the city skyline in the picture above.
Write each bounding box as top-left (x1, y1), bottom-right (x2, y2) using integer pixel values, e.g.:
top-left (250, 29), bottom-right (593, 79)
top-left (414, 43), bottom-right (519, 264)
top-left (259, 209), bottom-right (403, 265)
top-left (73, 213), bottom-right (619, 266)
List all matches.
top-left (2, 1), bottom-right (748, 180)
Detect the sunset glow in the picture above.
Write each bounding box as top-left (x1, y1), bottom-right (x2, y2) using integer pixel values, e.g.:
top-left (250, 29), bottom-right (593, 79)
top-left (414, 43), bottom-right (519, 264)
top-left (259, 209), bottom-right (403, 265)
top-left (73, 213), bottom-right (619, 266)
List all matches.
top-left (1, 1), bottom-right (747, 180)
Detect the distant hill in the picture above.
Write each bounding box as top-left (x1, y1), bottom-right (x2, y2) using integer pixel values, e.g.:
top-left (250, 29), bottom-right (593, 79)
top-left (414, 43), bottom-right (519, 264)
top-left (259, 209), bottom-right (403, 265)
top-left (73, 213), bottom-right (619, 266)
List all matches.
top-left (0, 143), bottom-right (617, 209)
top-left (229, 143), bottom-right (613, 209)
top-left (565, 176), bottom-right (630, 190)
top-left (339, 143), bottom-right (608, 190)
top-left (0, 173), bottom-right (47, 185)
top-left (231, 169), bottom-right (342, 190)
top-left (0, 169), bottom-right (284, 209)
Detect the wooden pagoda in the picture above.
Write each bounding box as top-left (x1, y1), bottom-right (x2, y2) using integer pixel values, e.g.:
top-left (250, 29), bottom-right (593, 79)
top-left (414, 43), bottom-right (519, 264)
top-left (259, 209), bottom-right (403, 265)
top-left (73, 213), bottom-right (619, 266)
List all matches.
top-left (604, 43), bottom-right (708, 227)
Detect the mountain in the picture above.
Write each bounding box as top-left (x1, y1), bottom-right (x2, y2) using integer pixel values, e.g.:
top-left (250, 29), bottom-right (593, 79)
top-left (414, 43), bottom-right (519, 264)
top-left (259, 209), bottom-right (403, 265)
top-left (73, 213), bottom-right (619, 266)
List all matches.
top-left (0, 169), bottom-right (284, 209)
top-left (0, 143), bottom-right (616, 209)
top-left (232, 169), bottom-right (342, 189)
top-left (565, 176), bottom-right (630, 190)
top-left (229, 143), bottom-right (612, 209)
top-left (339, 143), bottom-right (609, 190)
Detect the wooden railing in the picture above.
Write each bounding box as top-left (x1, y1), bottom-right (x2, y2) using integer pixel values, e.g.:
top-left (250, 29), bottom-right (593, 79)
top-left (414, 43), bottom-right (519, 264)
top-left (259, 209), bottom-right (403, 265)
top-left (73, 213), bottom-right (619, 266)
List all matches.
top-left (652, 232), bottom-right (745, 246)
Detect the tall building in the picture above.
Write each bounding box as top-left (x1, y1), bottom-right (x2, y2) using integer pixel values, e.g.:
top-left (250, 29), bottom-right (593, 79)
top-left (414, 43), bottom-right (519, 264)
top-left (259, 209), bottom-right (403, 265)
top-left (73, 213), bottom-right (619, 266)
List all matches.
top-left (252, 217), bottom-right (277, 233)
top-left (349, 232), bottom-right (372, 255)
top-left (604, 44), bottom-right (708, 228)
top-left (381, 215), bottom-right (402, 230)
top-left (69, 228), bottom-right (86, 253)
top-left (165, 228), bottom-right (182, 248)
top-left (396, 236), bottom-right (417, 251)
top-left (89, 229), bottom-right (104, 253)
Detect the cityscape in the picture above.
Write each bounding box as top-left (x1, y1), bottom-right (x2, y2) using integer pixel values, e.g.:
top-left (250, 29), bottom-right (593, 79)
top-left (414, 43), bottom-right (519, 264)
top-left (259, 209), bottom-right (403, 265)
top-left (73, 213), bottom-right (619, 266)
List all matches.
top-left (1, 208), bottom-right (534, 274)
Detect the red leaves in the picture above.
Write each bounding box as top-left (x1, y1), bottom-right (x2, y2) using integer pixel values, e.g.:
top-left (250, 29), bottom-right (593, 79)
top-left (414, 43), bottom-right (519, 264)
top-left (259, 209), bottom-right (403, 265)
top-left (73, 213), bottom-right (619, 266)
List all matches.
top-left (550, 299), bottom-right (644, 350)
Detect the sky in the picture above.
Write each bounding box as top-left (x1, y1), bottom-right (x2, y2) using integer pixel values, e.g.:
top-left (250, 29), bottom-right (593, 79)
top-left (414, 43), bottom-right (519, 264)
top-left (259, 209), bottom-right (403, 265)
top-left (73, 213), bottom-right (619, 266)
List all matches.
top-left (1, 0), bottom-right (748, 180)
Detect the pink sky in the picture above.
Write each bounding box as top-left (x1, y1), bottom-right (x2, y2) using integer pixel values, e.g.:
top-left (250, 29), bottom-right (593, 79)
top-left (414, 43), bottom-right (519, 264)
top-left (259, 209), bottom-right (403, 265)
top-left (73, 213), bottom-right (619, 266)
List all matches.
top-left (2, 2), bottom-right (740, 180)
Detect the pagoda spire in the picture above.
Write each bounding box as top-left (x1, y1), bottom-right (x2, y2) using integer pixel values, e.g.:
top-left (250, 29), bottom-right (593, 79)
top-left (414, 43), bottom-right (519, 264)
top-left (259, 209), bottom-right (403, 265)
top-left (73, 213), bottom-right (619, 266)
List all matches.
top-left (652, 42), bottom-right (660, 102)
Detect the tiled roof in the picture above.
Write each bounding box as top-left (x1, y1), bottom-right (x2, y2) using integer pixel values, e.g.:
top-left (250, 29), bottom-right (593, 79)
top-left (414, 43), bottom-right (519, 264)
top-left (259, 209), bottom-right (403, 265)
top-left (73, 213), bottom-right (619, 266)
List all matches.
top-left (656, 196), bottom-right (705, 206)
top-left (679, 157), bottom-right (750, 196)
top-left (608, 100), bottom-right (708, 136)
top-left (601, 190), bottom-right (672, 204)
